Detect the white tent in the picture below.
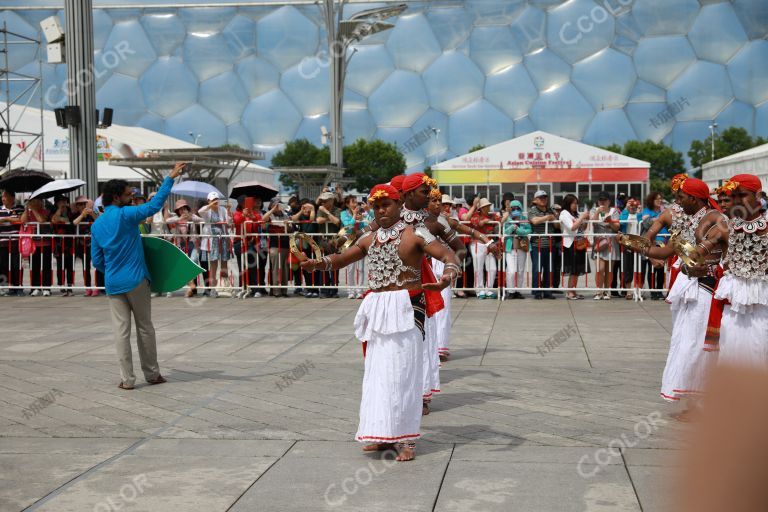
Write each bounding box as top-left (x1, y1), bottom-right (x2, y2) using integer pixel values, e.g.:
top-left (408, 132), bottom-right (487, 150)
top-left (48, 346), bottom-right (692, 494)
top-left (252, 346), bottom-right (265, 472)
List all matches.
top-left (702, 143), bottom-right (768, 190)
top-left (3, 104), bottom-right (275, 188)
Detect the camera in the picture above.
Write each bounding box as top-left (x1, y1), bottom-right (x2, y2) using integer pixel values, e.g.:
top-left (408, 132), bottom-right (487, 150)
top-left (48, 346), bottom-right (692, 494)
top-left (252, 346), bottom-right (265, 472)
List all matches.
top-left (183, 162), bottom-right (193, 174)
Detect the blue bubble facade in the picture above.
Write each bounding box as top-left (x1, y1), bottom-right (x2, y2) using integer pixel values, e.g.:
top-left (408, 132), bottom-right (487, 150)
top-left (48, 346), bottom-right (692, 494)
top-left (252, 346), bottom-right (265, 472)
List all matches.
top-left (2, 0), bottom-right (767, 170)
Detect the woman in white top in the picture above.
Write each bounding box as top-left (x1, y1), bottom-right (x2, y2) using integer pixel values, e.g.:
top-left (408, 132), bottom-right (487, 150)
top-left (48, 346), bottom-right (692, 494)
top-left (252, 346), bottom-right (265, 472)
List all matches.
top-left (198, 192), bottom-right (232, 297)
top-left (559, 194), bottom-right (591, 300)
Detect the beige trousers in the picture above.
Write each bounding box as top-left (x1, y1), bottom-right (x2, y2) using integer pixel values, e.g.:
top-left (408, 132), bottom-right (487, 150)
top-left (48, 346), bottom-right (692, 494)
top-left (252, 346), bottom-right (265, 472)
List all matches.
top-left (108, 279), bottom-right (160, 386)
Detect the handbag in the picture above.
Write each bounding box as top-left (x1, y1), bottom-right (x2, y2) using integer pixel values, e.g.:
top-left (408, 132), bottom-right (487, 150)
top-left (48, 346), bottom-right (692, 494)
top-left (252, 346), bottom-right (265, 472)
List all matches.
top-left (517, 237), bottom-right (529, 252)
top-left (19, 225), bottom-right (37, 257)
top-left (574, 237), bottom-right (589, 251)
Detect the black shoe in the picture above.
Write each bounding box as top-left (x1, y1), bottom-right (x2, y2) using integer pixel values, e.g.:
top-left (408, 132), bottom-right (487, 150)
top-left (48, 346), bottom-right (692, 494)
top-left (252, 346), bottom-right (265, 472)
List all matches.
top-left (611, 291), bottom-right (621, 297)
top-left (513, 292), bottom-right (525, 299)
top-left (534, 294), bottom-right (543, 300)
top-left (544, 294), bottom-right (556, 300)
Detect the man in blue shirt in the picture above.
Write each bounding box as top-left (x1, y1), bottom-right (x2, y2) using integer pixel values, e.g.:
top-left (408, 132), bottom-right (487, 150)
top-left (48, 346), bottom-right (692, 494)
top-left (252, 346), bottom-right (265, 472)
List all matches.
top-left (92, 163), bottom-right (184, 390)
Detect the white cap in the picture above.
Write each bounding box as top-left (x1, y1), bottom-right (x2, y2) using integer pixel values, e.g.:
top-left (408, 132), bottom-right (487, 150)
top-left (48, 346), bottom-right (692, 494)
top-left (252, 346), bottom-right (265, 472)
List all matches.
top-left (441, 194), bottom-right (453, 204)
top-left (533, 190), bottom-right (548, 199)
top-left (207, 191), bottom-right (220, 202)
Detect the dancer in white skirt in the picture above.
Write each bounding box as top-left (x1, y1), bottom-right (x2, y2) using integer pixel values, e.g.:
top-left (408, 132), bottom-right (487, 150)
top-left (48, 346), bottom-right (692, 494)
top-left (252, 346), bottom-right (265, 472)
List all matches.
top-left (302, 184), bottom-right (460, 461)
top-left (711, 175), bottom-right (768, 368)
top-left (621, 177), bottom-right (727, 421)
top-left (428, 189), bottom-right (453, 365)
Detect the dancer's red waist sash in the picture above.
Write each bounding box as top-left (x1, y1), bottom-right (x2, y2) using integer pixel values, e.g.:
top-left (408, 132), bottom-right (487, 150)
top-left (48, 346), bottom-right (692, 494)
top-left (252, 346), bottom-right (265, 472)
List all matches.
top-left (704, 264), bottom-right (727, 352)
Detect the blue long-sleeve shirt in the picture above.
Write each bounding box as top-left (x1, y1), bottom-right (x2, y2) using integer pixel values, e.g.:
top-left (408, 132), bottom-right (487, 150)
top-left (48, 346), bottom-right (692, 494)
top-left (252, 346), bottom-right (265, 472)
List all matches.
top-left (91, 177), bottom-right (173, 295)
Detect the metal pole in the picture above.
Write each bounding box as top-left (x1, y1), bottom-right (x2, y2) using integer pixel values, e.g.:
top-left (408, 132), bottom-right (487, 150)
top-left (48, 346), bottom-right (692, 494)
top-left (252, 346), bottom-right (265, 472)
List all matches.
top-left (64, 0), bottom-right (98, 198)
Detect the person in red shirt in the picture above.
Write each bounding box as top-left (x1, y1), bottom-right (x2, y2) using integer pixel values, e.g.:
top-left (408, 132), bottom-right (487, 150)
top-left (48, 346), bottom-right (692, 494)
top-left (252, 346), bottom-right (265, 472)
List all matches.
top-left (469, 198), bottom-right (500, 299)
top-left (21, 198), bottom-right (53, 296)
top-left (232, 196), bottom-right (265, 298)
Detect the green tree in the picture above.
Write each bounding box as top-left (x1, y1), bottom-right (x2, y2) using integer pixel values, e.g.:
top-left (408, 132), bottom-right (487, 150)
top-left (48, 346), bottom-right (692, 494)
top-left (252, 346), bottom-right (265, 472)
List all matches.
top-left (468, 144), bottom-right (486, 153)
top-left (689, 127), bottom-right (762, 171)
top-left (621, 140), bottom-right (685, 182)
top-left (271, 139), bottom-right (330, 187)
top-left (601, 140), bottom-right (683, 199)
top-left (343, 138), bottom-right (406, 191)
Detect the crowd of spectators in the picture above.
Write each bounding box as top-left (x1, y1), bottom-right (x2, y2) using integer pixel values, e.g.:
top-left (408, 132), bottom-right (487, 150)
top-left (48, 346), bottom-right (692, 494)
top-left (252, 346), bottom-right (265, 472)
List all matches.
top-left (3, 183), bottom-right (765, 300)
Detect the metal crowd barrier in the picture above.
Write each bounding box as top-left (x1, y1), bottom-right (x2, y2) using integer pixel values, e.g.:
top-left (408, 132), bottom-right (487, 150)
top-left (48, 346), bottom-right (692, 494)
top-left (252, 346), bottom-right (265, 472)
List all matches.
top-left (0, 219), bottom-right (673, 301)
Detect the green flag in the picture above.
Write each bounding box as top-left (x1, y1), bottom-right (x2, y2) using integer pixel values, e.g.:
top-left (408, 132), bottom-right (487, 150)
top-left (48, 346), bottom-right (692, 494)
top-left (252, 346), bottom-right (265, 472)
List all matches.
top-left (142, 236), bottom-right (204, 294)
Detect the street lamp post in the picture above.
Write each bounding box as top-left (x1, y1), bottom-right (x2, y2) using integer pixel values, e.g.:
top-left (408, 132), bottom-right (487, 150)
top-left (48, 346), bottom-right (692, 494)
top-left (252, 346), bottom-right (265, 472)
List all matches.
top-left (319, 1), bottom-right (407, 170)
top-left (708, 122), bottom-right (718, 162)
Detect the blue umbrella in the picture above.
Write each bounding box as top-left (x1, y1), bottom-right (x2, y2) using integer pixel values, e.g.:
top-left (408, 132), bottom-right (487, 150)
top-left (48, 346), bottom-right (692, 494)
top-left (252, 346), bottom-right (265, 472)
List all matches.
top-left (171, 180), bottom-right (223, 200)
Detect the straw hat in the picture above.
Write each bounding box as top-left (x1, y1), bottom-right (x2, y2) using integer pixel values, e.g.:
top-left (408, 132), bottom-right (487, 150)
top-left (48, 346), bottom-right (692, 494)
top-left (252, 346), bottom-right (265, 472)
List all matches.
top-left (174, 199), bottom-right (190, 213)
top-left (478, 198), bottom-right (493, 209)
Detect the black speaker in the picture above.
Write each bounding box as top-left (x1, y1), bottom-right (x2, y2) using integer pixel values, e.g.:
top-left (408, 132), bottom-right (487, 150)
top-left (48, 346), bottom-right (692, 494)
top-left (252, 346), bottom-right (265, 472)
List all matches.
top-left (54, 108), bottom-right (67, 128)
top-left (0, 143), bottom-right (11, 167)
top-left (64, 106), bottom-right (81, 126)
top-left (102, 108), bottom-right (113, 128)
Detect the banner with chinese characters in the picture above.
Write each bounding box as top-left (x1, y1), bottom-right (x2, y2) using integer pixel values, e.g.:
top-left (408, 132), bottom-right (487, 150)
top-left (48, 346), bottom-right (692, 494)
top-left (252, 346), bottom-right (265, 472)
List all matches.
top-left (433, 131), bottom-right (650, 184)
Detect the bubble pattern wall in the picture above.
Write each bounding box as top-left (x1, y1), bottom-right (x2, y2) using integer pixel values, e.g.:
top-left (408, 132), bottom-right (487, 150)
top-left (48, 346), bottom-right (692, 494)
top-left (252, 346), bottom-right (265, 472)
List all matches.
top-left (2, 0), bottom-right (767, 170)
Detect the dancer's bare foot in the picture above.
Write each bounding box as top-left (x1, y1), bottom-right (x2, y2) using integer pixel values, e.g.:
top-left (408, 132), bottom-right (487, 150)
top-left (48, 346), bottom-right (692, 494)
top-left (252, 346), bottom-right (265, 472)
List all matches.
top-left (395, 442), bottom-right (416, 461)
top-left (422, 401), bottom-right (430, 415)
top-left (363, 443), bottom-right (394, 452)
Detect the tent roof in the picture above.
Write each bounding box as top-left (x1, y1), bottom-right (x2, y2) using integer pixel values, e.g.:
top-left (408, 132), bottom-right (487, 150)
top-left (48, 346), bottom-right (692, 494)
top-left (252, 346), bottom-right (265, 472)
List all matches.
top-left (703, 142), bottom-right (768, 169)
top-left (433, 131), bottom-right (650, 171)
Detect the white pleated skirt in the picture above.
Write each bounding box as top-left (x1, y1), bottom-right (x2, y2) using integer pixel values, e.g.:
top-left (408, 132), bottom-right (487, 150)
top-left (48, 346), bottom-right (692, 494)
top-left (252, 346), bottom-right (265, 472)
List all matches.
top-left (423, 315), bottom-right (441, 400)
top-left (717, 274), bottom-right (768, 368)
top-left (354, 290), bottom-right (424, 443)
top-left (431, 258), bottom-right (453, 355)
top-left (660, 273), bottom-right (717, 401)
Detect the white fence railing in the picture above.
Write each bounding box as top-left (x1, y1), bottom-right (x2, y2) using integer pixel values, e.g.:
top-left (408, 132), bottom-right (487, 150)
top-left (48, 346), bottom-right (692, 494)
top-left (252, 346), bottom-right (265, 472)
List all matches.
top-left (0, 220), bottom-right (673, 301)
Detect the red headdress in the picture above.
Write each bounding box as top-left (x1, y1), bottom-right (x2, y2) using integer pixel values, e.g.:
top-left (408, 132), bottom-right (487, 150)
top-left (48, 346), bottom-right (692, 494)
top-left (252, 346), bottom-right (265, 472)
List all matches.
top-left (389, 175), bottom-right (406, 192)
top-left (402, 173), bottom-right (438, 193)
top-left (719, 174), bottom-right (763, 195)
top-left (368, 184), bottom-right (400, 204)
top-left (681, 177), bottom-right (720, 211)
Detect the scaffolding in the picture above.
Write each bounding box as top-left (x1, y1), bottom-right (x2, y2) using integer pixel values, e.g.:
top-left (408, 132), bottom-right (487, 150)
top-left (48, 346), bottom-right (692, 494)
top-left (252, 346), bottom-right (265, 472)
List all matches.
top-left (0, 21), bottom-right (45, 174)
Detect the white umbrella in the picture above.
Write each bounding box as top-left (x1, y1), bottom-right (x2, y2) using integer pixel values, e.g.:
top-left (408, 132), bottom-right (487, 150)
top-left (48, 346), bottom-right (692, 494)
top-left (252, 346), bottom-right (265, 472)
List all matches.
top-left (171, 180), bottom-right (223, 200)
top-left (29, 179), bottom-right (86, 200)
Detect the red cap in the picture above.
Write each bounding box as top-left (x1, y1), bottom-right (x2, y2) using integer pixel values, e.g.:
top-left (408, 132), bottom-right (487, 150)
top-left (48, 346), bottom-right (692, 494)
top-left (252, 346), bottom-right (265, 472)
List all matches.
top-left (368, 184), bottom-right (401, 203)
top-left (402, 173), bottom-right (438, 193)
top-left (389, 175), bottom-right (406, 191)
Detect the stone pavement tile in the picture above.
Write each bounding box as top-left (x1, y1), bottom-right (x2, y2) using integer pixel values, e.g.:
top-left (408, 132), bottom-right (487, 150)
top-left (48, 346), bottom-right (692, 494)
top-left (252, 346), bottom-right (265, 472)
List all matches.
top-left (625, 464), bottom-right (677, 512)
top-left (434, 460), bottom-right (640, 512)
top-left (0, 454), bottom-right (120, 511)
top-left (451, 444), bottom-right (624, 464)
top-left (0, 438), bottom-right (137, 511)
top-left (32, 450), bottom-right (280, 512)
top-left (230, 441), bottom-right (451, 512)
top-left (622, 448), bottom-right (682, 467)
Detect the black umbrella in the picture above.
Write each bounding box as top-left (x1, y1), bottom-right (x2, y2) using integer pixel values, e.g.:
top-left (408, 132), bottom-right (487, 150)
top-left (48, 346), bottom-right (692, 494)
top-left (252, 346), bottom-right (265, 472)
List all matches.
top-left (0, 168), bottom-right (55, 193)
top-left (229, 180), bottom-right (279, 202)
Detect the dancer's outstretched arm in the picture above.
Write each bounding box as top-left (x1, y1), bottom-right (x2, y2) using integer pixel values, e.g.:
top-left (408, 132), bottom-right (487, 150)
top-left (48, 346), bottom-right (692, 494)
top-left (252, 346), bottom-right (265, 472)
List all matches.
top-left (300, 232), bottom-right (372, 273)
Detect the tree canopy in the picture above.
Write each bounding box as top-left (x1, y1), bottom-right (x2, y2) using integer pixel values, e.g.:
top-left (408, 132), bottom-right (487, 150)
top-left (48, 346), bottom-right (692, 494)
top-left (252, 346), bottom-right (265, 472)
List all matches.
top-left (688, 127), bottom-right (767, 171)
top-left (270, 138), bottom-right (405, 191)
top-left (343, 138), bottom-right (406, 191)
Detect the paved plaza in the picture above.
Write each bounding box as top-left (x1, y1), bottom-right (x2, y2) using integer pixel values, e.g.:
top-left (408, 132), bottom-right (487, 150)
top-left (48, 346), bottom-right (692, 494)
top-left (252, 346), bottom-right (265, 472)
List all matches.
top-left (0, 294), bottom-right (688, 511)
